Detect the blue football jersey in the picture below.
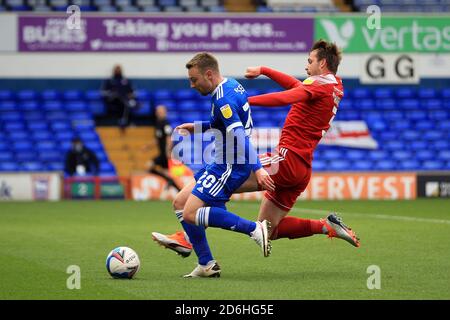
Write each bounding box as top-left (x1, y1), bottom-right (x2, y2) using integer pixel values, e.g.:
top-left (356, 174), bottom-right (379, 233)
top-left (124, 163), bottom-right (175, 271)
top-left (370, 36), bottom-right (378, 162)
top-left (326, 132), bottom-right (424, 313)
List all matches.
top-left (209, 77), bottom-right (253, 165)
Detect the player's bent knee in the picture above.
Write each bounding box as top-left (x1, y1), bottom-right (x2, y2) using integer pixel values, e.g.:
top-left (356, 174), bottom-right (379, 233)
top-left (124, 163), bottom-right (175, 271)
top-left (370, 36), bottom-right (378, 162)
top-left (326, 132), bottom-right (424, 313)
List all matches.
top-left (182, 210), bottom-right (196, 224)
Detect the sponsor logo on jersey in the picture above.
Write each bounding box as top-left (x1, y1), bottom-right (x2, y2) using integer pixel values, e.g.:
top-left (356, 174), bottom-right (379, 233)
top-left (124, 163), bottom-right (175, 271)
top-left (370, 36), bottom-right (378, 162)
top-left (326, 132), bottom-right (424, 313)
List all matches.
top-left (196, 186), bottom-right (204, 193)
top-left (220, 104), bottom-right (233, 119)
top-left (303, 77), bottom-right (315, 85)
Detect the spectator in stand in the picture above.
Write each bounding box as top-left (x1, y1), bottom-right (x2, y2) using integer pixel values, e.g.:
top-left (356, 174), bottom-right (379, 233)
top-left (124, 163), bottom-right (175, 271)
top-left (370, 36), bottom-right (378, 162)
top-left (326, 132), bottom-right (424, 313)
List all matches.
top-left (101, 64), bottom-right (138, 130)
top-left (65, 137), bottom-right (100, 176)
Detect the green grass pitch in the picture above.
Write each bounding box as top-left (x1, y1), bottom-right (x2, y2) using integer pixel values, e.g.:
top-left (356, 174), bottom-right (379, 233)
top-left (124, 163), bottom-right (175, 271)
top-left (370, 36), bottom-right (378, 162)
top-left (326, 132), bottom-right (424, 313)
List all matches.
top-left (1, 199), bottom-right (449, 300)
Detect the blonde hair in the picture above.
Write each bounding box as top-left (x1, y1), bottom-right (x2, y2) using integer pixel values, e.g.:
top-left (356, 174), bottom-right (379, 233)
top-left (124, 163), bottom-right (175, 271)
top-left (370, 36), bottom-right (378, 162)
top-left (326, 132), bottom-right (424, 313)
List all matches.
top-left (185, 52), bottom-right (220, 73)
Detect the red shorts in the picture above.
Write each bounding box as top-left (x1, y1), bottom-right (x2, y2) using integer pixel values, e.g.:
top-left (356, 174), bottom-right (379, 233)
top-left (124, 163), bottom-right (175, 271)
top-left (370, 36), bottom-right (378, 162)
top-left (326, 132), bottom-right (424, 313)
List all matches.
top-left (259, 147), bottom-right (312, 212)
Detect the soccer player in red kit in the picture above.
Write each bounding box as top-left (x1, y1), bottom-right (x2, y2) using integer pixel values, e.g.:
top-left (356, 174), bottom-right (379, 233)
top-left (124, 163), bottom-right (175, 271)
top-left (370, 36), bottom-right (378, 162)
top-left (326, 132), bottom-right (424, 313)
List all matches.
top-left (152, 40), bottom-right (360, 266)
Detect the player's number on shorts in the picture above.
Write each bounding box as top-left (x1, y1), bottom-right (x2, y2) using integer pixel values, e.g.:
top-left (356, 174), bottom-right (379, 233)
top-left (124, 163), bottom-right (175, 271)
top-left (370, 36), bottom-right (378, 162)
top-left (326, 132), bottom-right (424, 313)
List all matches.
top-left (197, 172), bottom-right (217, 188)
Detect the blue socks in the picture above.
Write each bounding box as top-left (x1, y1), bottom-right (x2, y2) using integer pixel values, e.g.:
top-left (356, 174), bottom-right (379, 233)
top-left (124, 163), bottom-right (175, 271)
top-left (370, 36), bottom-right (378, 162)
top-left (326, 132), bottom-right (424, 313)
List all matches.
top-left (176, 210), bottom-right (213, 266)
top-left (195, 207), bottom-right (256, 235)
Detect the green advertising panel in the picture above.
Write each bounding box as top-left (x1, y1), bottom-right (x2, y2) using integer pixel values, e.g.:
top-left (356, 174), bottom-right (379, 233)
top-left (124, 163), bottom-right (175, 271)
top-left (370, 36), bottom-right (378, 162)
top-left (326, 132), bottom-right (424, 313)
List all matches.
top-left (100, 182), bottom-right (124, 199)
top-left (71, 182), bottom-right (95, 198)
top-left (315, 15), bottom-right (450, 53)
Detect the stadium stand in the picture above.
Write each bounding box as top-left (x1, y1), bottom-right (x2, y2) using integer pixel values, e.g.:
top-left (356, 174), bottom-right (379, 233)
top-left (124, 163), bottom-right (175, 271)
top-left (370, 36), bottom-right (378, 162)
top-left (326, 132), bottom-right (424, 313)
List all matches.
top-left (0, 0), bottom-right (348, 12)
top-left (0, 86), bottom-right (449, 175)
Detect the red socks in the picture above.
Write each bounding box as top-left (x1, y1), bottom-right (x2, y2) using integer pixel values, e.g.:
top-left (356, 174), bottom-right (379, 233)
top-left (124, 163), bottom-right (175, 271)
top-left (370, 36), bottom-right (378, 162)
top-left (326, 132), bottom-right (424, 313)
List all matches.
top-left (271, 216), bottom-right (324, 240)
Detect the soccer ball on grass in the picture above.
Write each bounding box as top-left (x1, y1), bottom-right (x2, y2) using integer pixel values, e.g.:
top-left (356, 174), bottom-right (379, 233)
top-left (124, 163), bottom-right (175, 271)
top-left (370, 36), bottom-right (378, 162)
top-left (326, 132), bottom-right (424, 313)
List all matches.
top-left (106, 246), bottom-right (140, 279)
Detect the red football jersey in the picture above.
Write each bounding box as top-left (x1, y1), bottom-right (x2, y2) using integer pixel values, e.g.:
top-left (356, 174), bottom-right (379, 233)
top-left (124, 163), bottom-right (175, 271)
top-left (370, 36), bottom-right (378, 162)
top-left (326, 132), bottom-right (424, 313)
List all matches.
top-left (249, 67), bottom-right (344, 166)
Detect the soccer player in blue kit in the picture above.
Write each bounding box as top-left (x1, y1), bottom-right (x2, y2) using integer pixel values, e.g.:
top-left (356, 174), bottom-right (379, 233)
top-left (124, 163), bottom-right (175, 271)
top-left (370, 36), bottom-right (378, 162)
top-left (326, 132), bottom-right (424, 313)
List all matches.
top-left (156, 52), bottom-right (275, 278)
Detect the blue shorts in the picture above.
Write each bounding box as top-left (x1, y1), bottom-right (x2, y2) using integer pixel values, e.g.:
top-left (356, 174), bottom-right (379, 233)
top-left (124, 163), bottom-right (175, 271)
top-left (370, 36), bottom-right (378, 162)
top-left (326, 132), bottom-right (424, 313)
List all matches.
top-left (191, 163), bottom-right (252, 208)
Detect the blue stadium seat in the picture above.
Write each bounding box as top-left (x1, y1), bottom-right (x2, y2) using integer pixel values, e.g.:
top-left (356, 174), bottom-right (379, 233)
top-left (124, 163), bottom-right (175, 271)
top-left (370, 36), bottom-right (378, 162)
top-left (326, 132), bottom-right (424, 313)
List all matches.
top-left (423, 130), bottom-right (443, 141)
top-left (312, 160), bottom-right (327, 171)
top-left (383, 110), bottom-right (403, 121)
top-left (395, 88), bottom-right (416, 99)
top-left (133, 101), bottom-right (152, 115)
top-left (179, 112), bottom-right (203, 123)
top-left (55, 131), bottom-right (74, 142)
top-left (0, 90), bottom-right (14, 100)
top-left (441, 88), bottom-right (450, 99)
top-left (4, 121), bottom-right (26, 131)
top-left (353, 161), bottom-right (373, 171)
top-left (27, 122), bottom-right (48, 131)
top-left (384, 140), bottom-right (404, 151)
top-left (416, 150), bottom-right (434, 161)
top-left (428, 110), bottom-right (448, 120)
top-left (389, 119), bottom-right (411, 130)
top-left (0, 101), bottom-right (17, 112)
top-left (47, 162), bottom-right (65, 171)
top-left (41, 90), bottom-right (60, 100)
top-left (8, 131), bottom-right (28, 140)
top-left (352, 88), bottom-right (371, 99)
top-left (153, 89), bottom-right (173, 101)
top-left (0, 112), bottom-right (22, 121)
top-left (51, 121), bottom-right (72, 131)
top-left (368, 150), bottom-right (389, 161)
top-left (374, 88), bottom-right (393, 99)
top-left (0, 162), bottom-right (19, 171)
top-left (36, 141), bottom-right (57, 152)
top-left (17, 90), bottom-right (37, 101)
top-left (375, 160), bottom-right (397, 170)
top-left (20, 101), bottom-right (39, 112)
top-left (409, 140), bottom-right (427, 151)
top-left (418, 88), bottom-right (437, 99)
top-left (0, 151), bottom-right (14, 162)
top-left (402, 130), bottom-right (420, 140)
top-left (414, 120), bottom-right (434, 130)
top-left (39, 151), bottom-right (62, 162)
top-left (85, 90), bottom-right (101, 101)
top-left (339, 99), bottom-right (352, 110)
top-left (21, 162), bottom-right (45, 171)
top-left (32, 131), bottom-right (52, 141)
top-left (376, 98), bottom-right (396, 110)
top-left (133, 89), bottom-right (150, 102)
top-left (421, 99), bottom-right (442, 110)
top-left (399, 160), bottom-right (420, 171)
top-left (437, 120), bottom-right (450, 130)
top-left (89, 102), bottom-right (106, 116)
top-left (345, 150), bottom-right (366, 160)
top-left (43, 101), bottom-right (63, 111)
top-left (24, 111), bottom-right (45, 121)
top-left (174, 89), bottom-right (198, 101)
top-left (66, 101), bottom-right (88, 112)
top-left (392, 150), bottom-right (412, 160)
top-left (353, 99), bottom-right (375, 110)
top-left (15, 151), bottom-right (37, 162)
top-left (369, 120), bottom-right (387, 131)
top-left (322, 149), bottom-right (344, 160)
top-left (422, 160), bottom-right (444, 170)
top-left (399, 99), bottom-right (419, 109)
top-left (63, 90), bottom-right (83, 100)
top-left (406, 110), bottom-right (427, 120)
top-left (438, 150), bottom-right (450, 161)
top-left (328, 160), bottom-right (350, 171)
top-left (178, 100), bottom-right (199, 112)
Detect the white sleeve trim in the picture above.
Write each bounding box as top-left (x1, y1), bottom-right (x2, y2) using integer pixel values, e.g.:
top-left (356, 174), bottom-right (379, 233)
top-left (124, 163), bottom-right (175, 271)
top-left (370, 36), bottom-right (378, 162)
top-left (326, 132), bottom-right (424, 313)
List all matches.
top-left (226, 122), bottom-right (243, 133)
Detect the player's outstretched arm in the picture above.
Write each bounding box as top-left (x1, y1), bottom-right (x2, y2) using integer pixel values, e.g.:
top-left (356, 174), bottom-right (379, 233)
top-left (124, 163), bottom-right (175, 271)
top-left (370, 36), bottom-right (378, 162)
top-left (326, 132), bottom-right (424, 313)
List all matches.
top-left (248, 86), bottom-right (311, 107)
top-left (245, 66), bottom-right (301, 90)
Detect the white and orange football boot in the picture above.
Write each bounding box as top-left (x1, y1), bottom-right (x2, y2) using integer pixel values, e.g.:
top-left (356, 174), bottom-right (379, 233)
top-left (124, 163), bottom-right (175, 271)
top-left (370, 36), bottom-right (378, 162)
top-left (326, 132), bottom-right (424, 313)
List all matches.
top-left (322, 213), bottom-right (360, 247)
top-left (151, 231), bottom-right (193, 257)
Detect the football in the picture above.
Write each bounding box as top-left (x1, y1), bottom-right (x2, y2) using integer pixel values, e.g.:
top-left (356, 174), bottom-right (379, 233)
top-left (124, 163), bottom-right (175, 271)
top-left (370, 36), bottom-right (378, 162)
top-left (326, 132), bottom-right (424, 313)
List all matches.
top-left (106, 246), bottom-right (141, 279)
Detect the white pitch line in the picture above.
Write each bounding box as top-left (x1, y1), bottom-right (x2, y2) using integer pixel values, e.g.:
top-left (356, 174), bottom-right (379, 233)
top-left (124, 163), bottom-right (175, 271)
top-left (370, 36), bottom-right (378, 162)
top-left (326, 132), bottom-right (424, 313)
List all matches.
top-left (232, 203), bottom-right (450, 225)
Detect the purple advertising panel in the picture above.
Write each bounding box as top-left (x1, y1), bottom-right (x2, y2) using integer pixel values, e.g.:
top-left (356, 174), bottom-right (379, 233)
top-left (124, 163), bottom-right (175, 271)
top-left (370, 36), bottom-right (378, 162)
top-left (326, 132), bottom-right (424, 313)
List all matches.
top-left (18, 14), bottom-right (314, 53)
